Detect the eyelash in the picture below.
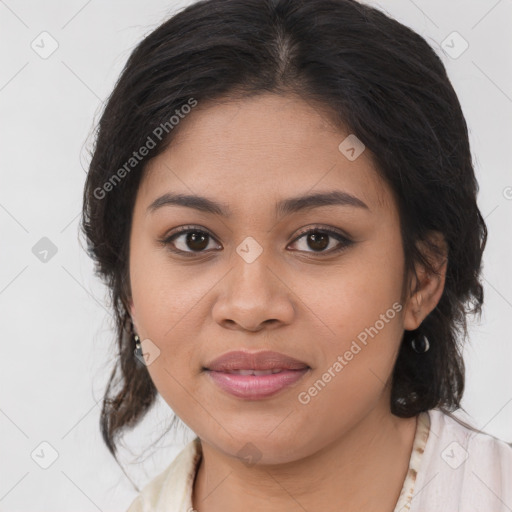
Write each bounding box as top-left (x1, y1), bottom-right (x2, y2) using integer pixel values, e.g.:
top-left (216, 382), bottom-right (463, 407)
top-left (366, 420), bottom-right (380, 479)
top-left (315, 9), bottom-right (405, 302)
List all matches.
top-left (158, 225), bottom-right (354, 258)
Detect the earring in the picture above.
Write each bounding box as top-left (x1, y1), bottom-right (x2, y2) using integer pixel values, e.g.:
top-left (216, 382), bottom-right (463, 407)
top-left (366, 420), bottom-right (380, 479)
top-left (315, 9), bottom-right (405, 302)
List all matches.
top-left (134, 334), bottom-right (143, 359)
top-left (411, 334), bottom-right (430, 353)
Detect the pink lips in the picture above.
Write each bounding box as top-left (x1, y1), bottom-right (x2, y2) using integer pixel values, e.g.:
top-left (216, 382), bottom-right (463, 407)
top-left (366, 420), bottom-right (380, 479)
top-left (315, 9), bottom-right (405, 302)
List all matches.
top-left (204, 350), bottom-right (310, 400)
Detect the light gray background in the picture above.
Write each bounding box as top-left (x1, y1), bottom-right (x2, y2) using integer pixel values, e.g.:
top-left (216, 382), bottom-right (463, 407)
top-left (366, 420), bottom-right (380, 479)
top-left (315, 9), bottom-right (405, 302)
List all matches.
top-left (1, 1), bottom-right (511, 510)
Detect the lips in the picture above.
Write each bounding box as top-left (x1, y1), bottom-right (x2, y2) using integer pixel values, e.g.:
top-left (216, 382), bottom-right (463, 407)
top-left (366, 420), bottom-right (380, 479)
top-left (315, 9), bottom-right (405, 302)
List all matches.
top-left (203, 350), bottom-right (310, 400)
top-left (223, 368), bottom-right (284, 375)
top-left (204, 350), bottom-right (310, 372)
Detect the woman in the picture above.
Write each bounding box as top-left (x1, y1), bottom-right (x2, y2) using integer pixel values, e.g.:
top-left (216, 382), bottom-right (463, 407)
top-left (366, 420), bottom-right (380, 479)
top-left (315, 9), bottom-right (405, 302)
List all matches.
top-left (81, 0), bottom-right (512, 510)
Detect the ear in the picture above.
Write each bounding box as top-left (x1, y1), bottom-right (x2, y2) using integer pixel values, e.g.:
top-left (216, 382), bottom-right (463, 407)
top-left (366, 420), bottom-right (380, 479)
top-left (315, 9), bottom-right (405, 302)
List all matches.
top-left (403, 231), bottom-right (448, 331)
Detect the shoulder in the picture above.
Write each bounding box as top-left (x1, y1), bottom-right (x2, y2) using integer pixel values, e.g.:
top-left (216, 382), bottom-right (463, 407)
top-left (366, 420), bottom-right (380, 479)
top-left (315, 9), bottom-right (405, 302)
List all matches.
top-left (125, 437), bottom-right (202, 512)
top-left (410, 408), bottom-right (512, 511)
top-left (431, 407), bottom-right (512, 464)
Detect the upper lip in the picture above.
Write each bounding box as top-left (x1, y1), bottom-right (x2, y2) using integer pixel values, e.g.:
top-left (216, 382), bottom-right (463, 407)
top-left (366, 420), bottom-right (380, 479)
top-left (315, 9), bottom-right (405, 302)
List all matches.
top-left (204, 350), bottom-right (310, 372)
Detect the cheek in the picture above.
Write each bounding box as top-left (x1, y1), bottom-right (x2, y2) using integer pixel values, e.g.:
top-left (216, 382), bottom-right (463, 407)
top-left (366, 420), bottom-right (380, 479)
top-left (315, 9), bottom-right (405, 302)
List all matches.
top-left (130, 236), bottom-right (209, 335)
top-left (129, 241), bottom-right (196, 363)
top-left (292, 235), bottom-right (405, 345)
top-left (292, 234), bottom-right (405, 402)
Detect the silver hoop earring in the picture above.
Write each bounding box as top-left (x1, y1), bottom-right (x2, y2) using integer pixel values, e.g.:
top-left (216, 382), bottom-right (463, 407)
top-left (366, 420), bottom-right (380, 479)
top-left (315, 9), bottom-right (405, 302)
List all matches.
top-left (411, 334), bottom-right (430, 353)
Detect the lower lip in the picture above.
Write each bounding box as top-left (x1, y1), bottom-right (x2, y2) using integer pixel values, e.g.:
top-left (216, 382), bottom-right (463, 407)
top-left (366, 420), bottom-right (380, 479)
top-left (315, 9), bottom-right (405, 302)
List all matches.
top-left (205, 369), bottom-right (309, 399)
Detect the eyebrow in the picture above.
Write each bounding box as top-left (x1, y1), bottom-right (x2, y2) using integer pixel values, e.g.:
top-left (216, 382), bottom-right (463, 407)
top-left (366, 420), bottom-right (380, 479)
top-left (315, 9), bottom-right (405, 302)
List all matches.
top-left (146, 190), bottom-right (370, 217)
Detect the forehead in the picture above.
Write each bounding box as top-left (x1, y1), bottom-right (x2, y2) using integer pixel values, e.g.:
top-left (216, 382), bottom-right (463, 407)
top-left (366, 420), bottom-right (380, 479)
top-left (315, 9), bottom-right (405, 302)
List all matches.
top-left (138, 93), bottom-right (394, 215)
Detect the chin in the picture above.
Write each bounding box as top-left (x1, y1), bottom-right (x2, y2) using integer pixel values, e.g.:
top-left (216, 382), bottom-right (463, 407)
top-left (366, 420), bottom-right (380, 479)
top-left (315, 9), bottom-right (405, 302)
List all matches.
top-left (201, 427), bottom-right (314, 466)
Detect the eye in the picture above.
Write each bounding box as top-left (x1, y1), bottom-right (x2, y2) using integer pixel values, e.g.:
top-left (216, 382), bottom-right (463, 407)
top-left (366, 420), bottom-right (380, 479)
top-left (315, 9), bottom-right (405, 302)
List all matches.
top-left (159, 225), bottom-right (221, 256)
top-left (159, 225), bottom-right (354, 257)
top-left (288, 226), bottom-right (354, 254)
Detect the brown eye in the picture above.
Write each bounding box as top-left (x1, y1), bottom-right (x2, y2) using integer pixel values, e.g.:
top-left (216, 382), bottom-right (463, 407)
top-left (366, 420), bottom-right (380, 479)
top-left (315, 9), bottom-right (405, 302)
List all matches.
top-left (180, 231), bottom-right (210, 251)
top-left (288, 227), bottom-right (353, 254)
top-left (161, 226), bottom-right (221, 255)
top-left (305, 231), bottom-right (329, 251)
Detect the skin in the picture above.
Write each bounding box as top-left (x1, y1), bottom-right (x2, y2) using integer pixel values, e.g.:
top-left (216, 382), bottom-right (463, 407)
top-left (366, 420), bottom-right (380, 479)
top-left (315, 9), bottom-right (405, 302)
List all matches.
top-left (128, 92), bottom-right (447, 512)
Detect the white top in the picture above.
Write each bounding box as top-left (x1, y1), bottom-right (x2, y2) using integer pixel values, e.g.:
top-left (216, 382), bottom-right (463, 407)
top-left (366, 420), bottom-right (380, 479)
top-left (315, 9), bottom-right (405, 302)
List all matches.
top-left (126, 408), bottom-right (512, 511)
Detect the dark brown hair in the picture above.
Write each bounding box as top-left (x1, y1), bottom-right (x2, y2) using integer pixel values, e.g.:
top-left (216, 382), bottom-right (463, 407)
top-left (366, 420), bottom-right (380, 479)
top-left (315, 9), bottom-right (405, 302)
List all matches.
top-left (81, 0), bottom-right (487, 471)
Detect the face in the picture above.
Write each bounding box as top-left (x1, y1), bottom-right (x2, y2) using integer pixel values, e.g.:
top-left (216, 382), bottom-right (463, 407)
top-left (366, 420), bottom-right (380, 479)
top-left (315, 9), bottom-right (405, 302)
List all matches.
top-left (128, 92), bottom-right (421, 464)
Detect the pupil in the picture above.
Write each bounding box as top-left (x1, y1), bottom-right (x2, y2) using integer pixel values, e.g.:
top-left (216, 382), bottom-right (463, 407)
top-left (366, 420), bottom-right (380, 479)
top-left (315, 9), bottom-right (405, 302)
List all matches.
top-left (309, 232), bottom-right (328, 251)
top-left (187, 232), bottom-right (208, 251)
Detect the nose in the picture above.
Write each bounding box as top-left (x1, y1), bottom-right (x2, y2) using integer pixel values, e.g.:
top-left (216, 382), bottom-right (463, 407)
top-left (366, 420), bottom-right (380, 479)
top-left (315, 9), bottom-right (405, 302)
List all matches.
top-left (211, 255), bottom-right (295, 332)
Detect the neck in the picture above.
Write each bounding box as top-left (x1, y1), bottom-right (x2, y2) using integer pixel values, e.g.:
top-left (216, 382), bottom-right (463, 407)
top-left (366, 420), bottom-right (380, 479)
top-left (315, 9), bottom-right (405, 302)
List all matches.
top-left (192, 404), bottom-right (418, 512)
